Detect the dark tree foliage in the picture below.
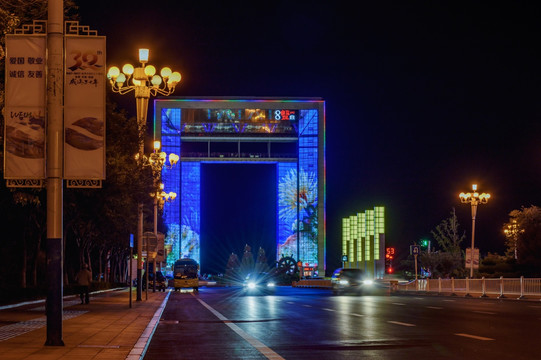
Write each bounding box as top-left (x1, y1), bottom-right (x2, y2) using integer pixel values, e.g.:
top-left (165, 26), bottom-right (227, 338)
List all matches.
top-left (508, 206), bottom-right (541, 276)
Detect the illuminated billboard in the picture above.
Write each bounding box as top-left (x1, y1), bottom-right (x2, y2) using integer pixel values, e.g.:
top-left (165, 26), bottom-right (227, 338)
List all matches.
top-left (155, 98), bottom-right (325, 275)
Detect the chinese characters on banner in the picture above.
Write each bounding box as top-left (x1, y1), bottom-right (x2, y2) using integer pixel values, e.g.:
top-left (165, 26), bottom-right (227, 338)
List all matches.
top-left (4, 35), bottom-right (47, 179)
top-left (64, 36), bottom-right (106, 179)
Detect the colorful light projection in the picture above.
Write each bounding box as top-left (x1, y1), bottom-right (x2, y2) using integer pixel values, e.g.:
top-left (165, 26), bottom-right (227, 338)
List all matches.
top-left (157, 100), bottom-right (324, 274)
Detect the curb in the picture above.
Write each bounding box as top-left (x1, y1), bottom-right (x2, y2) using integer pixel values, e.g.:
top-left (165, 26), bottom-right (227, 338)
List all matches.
top-left (126, 289), bottom-right (171, 360)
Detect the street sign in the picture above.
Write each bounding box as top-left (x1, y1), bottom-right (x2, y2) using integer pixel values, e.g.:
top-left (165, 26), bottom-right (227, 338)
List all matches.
top-left (342, 254), bottom-right (348, 262)
top-left (129, 233), bottom-right (134, 248)
top-left (410, 245), bottom-right (420, 255)
top-left (465, 248), bottom-right (479, 269)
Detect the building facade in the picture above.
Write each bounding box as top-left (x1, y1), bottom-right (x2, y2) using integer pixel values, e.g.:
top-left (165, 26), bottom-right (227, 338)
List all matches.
top-left (154, 97), bottom-right (326, 275)
top-left (342, 207), bottom-right (385, 279)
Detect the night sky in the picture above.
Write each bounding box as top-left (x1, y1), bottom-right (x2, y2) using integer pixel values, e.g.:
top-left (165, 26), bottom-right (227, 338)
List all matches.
top-left (77, 1), bottom-right (541, 272)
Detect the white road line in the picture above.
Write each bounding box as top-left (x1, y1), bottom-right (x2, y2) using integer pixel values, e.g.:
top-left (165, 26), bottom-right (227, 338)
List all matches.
top-left (391, 302), bottom-right (406, 306)
top-left (426, 306), bottom-right (443, 309)
top-left (455, 333), bottom-right (494, 341)
top-left (473, 311), bottom-right (496, 315)
top-left (195, 296), bottom-right (284, 360)
top-left (387, 321), bottom-right (416, 327)
top-left (286, 301), bottom-right (295, 305)
top-left (351, 313), bottom-right (364, 317)
top-left (442, 299), bottom-right (456, 302)
top-left (302, 304), bottom-right (312, 308)
top-left (322, 308), bottom-right (335, 312)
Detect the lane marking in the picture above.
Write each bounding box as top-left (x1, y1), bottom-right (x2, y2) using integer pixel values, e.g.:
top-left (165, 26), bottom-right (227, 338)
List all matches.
top-left (387, 321), bottom-right (416, 327)
top-left (455, 333), bottom-right (494, 341)
top-left (442, 299), bottom-right (455, 302)
top-left (322, 308), bottom-right (335, 312)
top-left (195, 296), bottom-right (285, 360)
top-left (286, 301), bottom-right (295, 305)
top-left (473, 311), bottom-right (496, 315)
top-left (302, 304), bottom-right (312, 308)
top-left (426, 306), bottom-right (443, 310)
top-left (392, 302), bottom-right (406, 306)
top-left (351, 313), bottom-right (364, 317)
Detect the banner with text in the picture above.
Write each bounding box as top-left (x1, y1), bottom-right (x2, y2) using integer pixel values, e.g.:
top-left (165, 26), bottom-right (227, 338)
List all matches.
top-left (3, 35), bottom-right (47, 179)
top-left (64, 35), bottom-right (106, 179)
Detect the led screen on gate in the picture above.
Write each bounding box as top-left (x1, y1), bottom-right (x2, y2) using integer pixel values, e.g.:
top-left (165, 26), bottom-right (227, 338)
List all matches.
top-left (155, 98), bottom-right (325, 274)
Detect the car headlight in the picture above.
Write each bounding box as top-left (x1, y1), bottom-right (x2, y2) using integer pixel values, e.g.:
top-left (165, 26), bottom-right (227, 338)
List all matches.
top-left (363, 279), bottom-right (374, 286)
top-left (247, 282), bottom-right (257, 289)
top-left (339, 280), bottom-right (349, 285)
top-left (267, 282), bottom-right (275, 287)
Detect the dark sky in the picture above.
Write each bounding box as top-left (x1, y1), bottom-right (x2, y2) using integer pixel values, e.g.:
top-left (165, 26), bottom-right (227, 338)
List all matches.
top-left (77, 1), bottom-right (541, 270)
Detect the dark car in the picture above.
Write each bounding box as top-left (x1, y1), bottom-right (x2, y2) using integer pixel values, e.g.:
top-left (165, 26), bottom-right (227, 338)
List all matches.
top-left (242, 272), bottom-right (276, 294)
top-left (331, 268), bottom-right (374, 295)
top-left (142, 271), bottom-right (167, 292)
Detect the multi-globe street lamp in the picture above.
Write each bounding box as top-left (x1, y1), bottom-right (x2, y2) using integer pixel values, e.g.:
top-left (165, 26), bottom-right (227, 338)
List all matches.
top-left (504, 219), bottom-right (522, 260)
top-left (459, 184), bottom-right (491, 278)
top-left (148, 140), bottom-right (178, 291)
top-left (107, 49), bottom-right (181, 301)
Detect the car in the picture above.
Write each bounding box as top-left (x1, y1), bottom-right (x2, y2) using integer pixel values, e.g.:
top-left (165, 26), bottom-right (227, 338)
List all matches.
top-left (242, 272), bottom-right (276, 294)
top-left (142, 271), bottom-right (167, 292)
top-left (331, 268), bottom-right (374, 295)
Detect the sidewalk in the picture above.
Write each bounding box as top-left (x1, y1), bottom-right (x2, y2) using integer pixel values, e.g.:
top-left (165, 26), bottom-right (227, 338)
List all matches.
top-left (0, 288), bottom-right (169, 360)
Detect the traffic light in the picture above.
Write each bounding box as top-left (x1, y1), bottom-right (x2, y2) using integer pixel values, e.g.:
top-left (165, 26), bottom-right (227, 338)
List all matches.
top-left (420, 239), bottom-right (432, 253)
top-left (385, 247), bottom-right (395, 274)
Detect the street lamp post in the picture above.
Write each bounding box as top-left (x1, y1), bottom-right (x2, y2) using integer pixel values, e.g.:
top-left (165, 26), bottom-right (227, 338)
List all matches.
top-left (107, 49), bottom-right (181, 301)
top-left (148, 140), bottom-right (178, 292)
top-left (459, 184), bottom-right (491, 278)
top-left (504, 219), bottom-right (522, 260)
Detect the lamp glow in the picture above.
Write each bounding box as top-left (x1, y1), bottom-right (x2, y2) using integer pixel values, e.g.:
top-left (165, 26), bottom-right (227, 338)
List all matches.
top-left (122, 63), bottom-right (134, 75)
top-left (108, 66), bottom-right (120, 79)
top-left (139, 48), bottom-right (149, 63)
top-left (160, 67), bottom-right (172, 78)
top-left (144, 65), bottom-right (156, 77)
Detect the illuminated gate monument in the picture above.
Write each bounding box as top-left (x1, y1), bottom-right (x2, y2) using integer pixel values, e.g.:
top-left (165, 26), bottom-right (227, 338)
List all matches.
top-left (155, 98), bottom-right (326, 275)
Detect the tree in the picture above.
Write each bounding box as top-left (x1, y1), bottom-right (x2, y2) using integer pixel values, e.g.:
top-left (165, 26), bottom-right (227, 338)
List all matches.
top-left (421, 208), bottom-right (467, 278)
top-left (431, 208), bottom-right (465, 253)
top-left (506, 206), bottom-right (541, 276)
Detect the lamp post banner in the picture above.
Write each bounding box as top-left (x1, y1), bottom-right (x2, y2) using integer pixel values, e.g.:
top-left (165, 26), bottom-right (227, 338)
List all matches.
top-left (4, 34), bottom-right (47, 179)
top-left (63, 35), bottom-right (106, 180)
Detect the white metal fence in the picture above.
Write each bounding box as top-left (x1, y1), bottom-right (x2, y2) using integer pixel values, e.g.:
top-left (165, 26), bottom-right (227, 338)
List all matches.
top-left (394, 276), bottom-right (541, 299)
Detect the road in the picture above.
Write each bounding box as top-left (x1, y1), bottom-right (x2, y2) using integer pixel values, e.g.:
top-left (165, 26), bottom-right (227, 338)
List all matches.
top-left (144, 286), bottom-right (541, 359)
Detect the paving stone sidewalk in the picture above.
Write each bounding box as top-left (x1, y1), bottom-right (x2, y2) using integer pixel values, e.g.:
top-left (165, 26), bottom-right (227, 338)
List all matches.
top-left (0, 288), bottom-right (169, 360)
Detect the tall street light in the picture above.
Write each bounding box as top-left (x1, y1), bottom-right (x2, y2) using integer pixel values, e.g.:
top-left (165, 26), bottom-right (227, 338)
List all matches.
top-left (148, 140), bottom-right (178, 291)
top-left (504, 219), bottom-right (522, 260)
top-left (107, 49), bottom-right (181, 301)
top-left (459, 184), bottom-right (491, 278)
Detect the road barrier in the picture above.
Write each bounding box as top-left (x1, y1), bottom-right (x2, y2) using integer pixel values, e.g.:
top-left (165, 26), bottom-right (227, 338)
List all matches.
top-left (394, 276), bottom-right (541, 299)
top-left (293, 279), bottom-right (332, 288)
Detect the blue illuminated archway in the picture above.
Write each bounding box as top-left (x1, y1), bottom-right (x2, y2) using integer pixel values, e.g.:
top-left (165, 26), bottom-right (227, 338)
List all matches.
top-left (154, 98), bottom-right (326, 275)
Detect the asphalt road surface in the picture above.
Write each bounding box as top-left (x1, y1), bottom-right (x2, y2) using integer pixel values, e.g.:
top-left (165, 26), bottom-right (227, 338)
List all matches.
top-left (144, 286), bottom-right (541, 359)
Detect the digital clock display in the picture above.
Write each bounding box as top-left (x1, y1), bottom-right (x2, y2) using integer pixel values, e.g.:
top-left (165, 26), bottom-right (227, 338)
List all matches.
top-left (274, 109), bottom-right (297, 121)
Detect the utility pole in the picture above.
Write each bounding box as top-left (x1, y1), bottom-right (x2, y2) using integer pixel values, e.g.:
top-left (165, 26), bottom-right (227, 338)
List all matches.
top-left (45, 0), bottom-right (64, 346)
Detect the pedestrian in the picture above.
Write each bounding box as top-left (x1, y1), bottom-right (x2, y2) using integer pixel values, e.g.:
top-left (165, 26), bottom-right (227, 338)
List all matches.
top-left (76, 264), bottom-right (92, 304)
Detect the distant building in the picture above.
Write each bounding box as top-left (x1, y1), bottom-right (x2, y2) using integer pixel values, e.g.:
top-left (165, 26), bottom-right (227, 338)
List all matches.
top-left (342, 207), bottom-right (385, 279)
